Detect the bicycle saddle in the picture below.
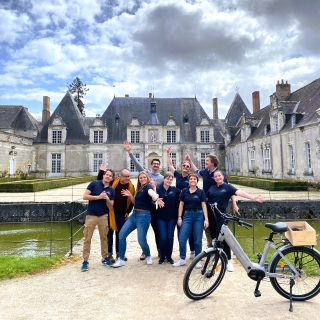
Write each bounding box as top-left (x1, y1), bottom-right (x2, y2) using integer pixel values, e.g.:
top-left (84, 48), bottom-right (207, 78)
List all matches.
top-left (265, 222), bottom-right (288, 233)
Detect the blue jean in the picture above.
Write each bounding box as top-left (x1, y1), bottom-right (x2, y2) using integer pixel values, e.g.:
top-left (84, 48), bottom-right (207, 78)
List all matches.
top-left (178, 210), bottom-right (204, 258)
top-left (156, 218), bottom-right (176, 259)
top-left (108, 215), bottom-right (126, 255)
top-left (118, 210), bottom-right (151, 260)
top-left (177, 225), bottom-right (195, 252)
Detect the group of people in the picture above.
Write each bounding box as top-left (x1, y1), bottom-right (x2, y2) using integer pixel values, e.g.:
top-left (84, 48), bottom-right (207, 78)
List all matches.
top-left (81, 142), bottom-right (265, 272)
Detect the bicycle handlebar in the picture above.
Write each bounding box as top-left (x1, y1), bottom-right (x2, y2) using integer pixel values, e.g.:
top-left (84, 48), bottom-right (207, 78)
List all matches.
top-left (209, 202), bottom-right (253, 228)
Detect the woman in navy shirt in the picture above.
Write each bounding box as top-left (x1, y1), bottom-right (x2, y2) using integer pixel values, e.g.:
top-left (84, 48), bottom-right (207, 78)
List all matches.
top-left (155, 173), bottom-right (181, 264)
top-left (206, 170), bottom-right (265, 271)
top-left (113, 171), bottom-right (164, 268)
top-left (167, 146), bottom-right (195, 259)
top-left (173, 174), bottom-right (209, 268)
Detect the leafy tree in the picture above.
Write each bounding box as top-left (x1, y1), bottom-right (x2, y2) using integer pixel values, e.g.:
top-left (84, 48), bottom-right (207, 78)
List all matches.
top-left (67, 77), bottom-right (89, 115)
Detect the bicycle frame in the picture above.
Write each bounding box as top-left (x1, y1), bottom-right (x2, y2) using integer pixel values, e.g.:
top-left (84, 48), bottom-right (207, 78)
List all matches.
top-left (205, 223), bottom-right (300, 280)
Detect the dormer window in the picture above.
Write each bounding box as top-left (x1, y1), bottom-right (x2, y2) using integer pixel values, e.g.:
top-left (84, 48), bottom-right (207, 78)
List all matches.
top-left (115, 114), bottom-right (120, 125)
top-left (291, 114), bottom-right (296, 128)
top-left (52, 130), bottom-right (62, 143)
top-left (94, 131), bottom-right (103, 143)
top-left (184, 114), bottom-right (189, 124)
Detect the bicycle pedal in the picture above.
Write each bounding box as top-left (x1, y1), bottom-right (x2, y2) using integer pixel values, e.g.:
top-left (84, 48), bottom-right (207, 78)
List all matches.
top-left (254, 290), bottom-right (261, 297)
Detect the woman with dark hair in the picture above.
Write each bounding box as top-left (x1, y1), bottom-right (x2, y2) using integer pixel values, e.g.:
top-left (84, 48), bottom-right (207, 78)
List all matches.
top-left (113, 171), bottom-right (164, 268)
top-left (206, 170), bottom-right (265, 272)
top-left (155, 173), bottom-right (181, 264)
top-left (173, 174), bottom-right (209, 268)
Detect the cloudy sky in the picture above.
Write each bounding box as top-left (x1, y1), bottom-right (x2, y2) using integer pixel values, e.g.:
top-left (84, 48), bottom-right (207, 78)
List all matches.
top-left (1, 0), bottom-right (320, 121)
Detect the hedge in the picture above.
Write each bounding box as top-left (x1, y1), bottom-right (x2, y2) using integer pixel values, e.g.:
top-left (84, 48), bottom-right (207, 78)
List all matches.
top-left (227, 175), bottom-right (308, 191)
top-left (0, 176), bottom-right (96, 192)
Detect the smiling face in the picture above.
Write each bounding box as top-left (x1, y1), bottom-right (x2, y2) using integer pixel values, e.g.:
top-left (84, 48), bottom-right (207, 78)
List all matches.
top-left (151, 159), bottom-right (160, 173)
top-left (138, 172), bottom-right (149, 186)
top-left (181, 161), bottom-right (191, 173)
top-left (103, 170), bottom-right (114, 184)
top-left (119, 169), bottom-right (131, 184)
top-left (213, 171), bottom-right (224, 186)
top-left (188, 174), bottom-right (199, 186)
top-left (163, 175), bottom-right (173, 187)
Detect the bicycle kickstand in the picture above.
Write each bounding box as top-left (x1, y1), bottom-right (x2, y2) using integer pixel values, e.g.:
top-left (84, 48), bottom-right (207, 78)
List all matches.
top-left (253, 278), bottom-right (262, 297)
top-left (289, 278), bottom-right (295, 312)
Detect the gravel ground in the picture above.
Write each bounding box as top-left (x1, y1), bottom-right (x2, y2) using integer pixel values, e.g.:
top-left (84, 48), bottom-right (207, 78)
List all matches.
top-left (1, 181), bottom-right (320, 319)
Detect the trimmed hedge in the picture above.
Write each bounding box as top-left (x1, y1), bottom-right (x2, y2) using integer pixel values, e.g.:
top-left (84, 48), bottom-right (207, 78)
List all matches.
top-left (228, 175), bottom-right (308, 191)
top-left (0, 176), bottom-right (96, 192)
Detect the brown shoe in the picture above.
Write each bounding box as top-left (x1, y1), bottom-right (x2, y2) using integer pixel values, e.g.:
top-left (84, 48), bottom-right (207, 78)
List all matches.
top-left (140, 252), bottom-right (146, 260)
top-left (108, 255), bottom-right (115, 263)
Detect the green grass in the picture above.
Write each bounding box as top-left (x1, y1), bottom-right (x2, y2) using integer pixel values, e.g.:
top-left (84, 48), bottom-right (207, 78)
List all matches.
top-left (0, 256), bottom-right (61, 280)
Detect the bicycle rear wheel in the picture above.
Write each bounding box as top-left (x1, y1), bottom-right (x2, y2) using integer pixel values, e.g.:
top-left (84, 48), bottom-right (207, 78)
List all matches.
top-left (269, 246), bottom-right (320, 301)
top-left (183, 250), bottom-right (227, 300)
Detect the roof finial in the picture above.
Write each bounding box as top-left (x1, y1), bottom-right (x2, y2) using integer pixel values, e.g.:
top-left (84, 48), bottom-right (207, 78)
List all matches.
top-left (235, 85), bottom-right (239, 92)
top-left (113, 85), bottom-right (115, 98)
top-left (151, 83), bottom-right (155, 98)
top-left (195, 84), bottom-right (197, 99)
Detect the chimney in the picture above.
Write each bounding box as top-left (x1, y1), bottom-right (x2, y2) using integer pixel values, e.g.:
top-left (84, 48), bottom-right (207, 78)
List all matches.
top-left (252, 91), bottom-right (260, 114)
top-left (42, 96), bottom-right (50, 124)
top-left (276, 79), bottom-right (291, 101)
top-left (125, 94), bottom-right (129, 97)
top-left (212, 98), bottom-right (218, 119)
top-left (149, 93), bottom-right (152, 98)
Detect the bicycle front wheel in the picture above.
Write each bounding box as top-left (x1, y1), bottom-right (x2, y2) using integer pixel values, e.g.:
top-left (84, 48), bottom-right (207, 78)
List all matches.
top-left (183, 250), bottom-right (227, 300)
top-left (269, 246), bottom-right (320, 301)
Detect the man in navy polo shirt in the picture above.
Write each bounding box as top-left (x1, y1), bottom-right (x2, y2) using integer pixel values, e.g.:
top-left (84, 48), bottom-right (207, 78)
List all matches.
top-left (81, 169), bottom-right (115, 271)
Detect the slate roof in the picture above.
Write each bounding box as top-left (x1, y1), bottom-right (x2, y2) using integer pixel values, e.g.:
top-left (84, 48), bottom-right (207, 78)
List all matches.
top-left (35, 92), bottom-right (88, 144)
top-left (101, 97), bottom-right (211, 143)
top-left (0, 105), bottom-right (40, 138)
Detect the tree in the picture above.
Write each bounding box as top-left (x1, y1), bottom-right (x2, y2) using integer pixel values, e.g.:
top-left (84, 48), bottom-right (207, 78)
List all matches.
top-left (67, 77), bottom-right (89, 115)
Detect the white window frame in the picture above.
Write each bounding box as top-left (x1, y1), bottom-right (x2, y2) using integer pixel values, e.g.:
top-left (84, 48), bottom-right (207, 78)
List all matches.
top-left (200, 152), bottom-right (209, 170)
top-left (131, 131), bottom-right (140, 144)
top-left (288, 145), bottom-right (295, 173)
top-left (306, 142), bottom-right (312, 173)
top-left (52, 130), bottom-right (62, 144)
top-left (93, 153), bottom-right (103, 173)
top-left (263, 148), bottom-right (271, 171)
top-left (249, 150), bottom-right (255, 170)
top-left (93, 131), bottom-right (103, 144)
top-left (291, 115), bottom-right (296, 128)
top-left (200, 130), bottom-right (210, 143)
top-left (167, 130), bottom-right (176, 143)
top-left (130, 153), bottom-right (140, 171)
top-left (51, 153), bottom-right (61, 173)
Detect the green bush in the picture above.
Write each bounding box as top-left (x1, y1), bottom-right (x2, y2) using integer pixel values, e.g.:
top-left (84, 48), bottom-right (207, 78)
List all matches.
top-left (0, 176), bottom-right (95, 193)
top-left (228, 175), bottom-right (308, 191)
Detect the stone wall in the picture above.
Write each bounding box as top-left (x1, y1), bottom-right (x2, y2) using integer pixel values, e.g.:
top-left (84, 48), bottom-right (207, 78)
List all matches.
top-left (226, 200), bottom-right (320, 220)
top-left (0, 202), bottom-right (87, 223)
top-left (1, 200), bottom-right (320, 223)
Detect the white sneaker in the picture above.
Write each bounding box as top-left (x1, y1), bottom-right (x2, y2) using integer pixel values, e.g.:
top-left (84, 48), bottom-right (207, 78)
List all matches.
top-left (189, 252), bottom-right (195, 260)
top-left (227, 259), bottom-right (234, 272)
top-left (146, 256), bottom-right (152, 265)
top-left (173, 258), bottom-right (186, 267)
top-left (112, 258), bottom-right (125, 268)
top-left (195, 261), bottom-right (202, 269)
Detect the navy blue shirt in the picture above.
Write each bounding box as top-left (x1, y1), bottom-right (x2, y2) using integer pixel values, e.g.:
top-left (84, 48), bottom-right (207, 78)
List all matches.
top-left (134, 184), bottom-right (153, 211)
top-left (174, 170), bottom-right (189, 190)
top-left (196, 167), bottom-right (228, 193)
top-left (155, 186), bottom-right (181, 220)
top-left (86, 180), bottom-right (115, 217)
top-left (206, 183), bottom-right (238, 213)
top-left (180, 187), bottom-right (206, 210)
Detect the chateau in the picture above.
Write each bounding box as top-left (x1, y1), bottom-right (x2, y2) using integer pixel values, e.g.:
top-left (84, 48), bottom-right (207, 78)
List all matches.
top-left (1, 78), bottom-right (320, 181)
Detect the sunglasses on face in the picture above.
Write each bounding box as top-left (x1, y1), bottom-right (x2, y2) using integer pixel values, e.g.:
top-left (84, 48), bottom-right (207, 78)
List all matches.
top-left (182, 164), bottom-right (190, 168)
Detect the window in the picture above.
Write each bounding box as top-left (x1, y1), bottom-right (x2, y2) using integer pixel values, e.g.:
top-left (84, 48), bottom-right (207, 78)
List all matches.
top-left (93, 154), bottom-right (103, 172)
top-left (168, 153), bottom-right (176, 170)
top-left (51, 154), bottom-right (61, 173)
top-left (200, 130), bottom-right (210, 143)
top-left (131, 131), bottom-right (140, 144)
top-left (249, 150), bottom-right (255, 169)
top-left (291, 115), bottom-right (296, 128)
top-left (52, 130), bottom-right (62, 144)
top-left (263, 148), bottom-right (271, 171)
top-left (274, 116), bottom-right (279, 133)
top-left (167, 130), bottom-right (176, 143)
top-left (130, 153), bottom-right (140, 171)
top-left (200, 153), bottom-right (209, 170)
top-left (94, 131), bottom-right (103, 144)
top-left (288, 145), bottom-right (295, 173)
top-left (306, 142), bottom-right (312, 172)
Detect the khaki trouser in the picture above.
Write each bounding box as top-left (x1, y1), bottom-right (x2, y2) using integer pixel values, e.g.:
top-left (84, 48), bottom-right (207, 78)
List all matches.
top-left (83, 214), bottom-right (109, 261)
